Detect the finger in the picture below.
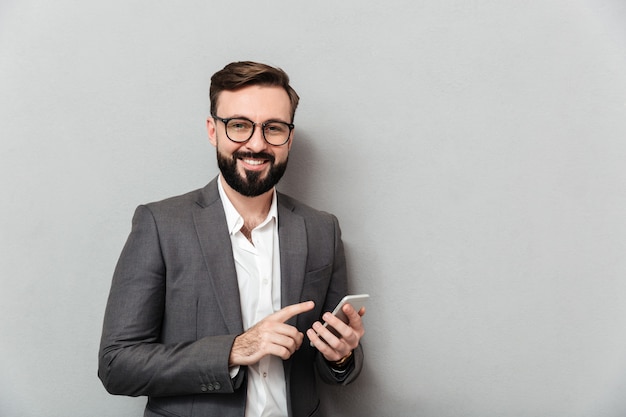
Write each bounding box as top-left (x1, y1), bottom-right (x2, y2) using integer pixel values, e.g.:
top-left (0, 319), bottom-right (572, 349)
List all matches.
top-left (271, 300), bottom-right (315, 323)
top-left (307, 328), bottom-right (332, 351)
top-left (313, 320), bottom-right (344, 348)
top-left (272, 328), bottom-right (306, 359)
top-left (342, 303), bottom-right (362, 321)
top-left (254, 321), bottom-right (305, 350)
top-left (320, 311), bottom-right (362, 348)
top-left (307, 328), bottom-right (322, 347)
top-left (307, 328), bottom-right (345, 362)
top-left (265, 341), bottom-right (298, 361)
top-left (322, 311), bottom-right (350, 334)
top-left (341, 306), bottom-right (366, 341)
top-left (267, 331), bottom-right (304, 355)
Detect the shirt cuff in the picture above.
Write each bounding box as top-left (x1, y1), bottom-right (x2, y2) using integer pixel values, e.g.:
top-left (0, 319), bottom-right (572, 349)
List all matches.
top-left (229, 365), bottom-right (240, 379)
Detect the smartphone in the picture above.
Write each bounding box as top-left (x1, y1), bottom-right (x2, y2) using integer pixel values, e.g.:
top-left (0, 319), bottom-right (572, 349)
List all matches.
top-left (323, 294), bottom-right (369, 338)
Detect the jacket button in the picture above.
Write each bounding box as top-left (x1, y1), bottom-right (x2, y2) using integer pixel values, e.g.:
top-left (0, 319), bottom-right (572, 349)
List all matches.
top-left (207, 383), bottom-right (215, 391)
top-left (200, 384), bottom-right (208, 392)
top-left (214, 382), bottom-right (221, 390)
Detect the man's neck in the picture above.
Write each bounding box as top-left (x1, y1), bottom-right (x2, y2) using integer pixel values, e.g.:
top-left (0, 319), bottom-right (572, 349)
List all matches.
top-left (219, 175), bottom-right (273, 228)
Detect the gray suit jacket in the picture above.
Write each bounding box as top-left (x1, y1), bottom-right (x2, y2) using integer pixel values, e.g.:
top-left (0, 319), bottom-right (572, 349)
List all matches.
top-left (98, 178), bottom-right (363, 417)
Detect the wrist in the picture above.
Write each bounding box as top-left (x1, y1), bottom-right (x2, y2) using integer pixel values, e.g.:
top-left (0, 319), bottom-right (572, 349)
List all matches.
top-left (331, 350), bottom-right (353, 369)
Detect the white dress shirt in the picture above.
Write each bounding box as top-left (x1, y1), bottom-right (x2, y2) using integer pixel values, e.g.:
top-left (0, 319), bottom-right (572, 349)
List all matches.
top-left (218, 178), bottom-right (287, 417)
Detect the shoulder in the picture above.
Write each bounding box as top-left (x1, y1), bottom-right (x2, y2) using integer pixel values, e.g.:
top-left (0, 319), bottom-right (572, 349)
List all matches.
top-left (277, 192), bottom-right (340, 229)
top-left (141, 178), bottom-right (220, 217)
top-left (145, 188), bottom-right (202, 210)
top-left (127, 180), bottom-right (221, 238)
top-left (277, 192), bottom-right (333, 216)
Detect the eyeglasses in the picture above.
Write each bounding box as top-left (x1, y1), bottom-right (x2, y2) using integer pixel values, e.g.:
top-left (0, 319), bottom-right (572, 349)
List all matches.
top-left (212, 115), bottom-right (294, 146)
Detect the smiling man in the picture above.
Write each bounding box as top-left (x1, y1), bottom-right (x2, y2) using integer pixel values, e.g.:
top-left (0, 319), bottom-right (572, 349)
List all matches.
top-left (98, 61), bottom-right (365, 417)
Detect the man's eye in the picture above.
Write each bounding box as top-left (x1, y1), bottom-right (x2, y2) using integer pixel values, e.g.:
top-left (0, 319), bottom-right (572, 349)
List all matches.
top-left (265, 123), bottom-right (287, 133)
top-left (229, 120), bottom-right (251, 130)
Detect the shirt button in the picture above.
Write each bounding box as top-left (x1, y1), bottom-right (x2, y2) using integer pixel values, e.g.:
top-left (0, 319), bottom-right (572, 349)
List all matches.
top-left (262, 278), bottom-right (268, 285)
top-left (263, 372), bottom-right (267, 378)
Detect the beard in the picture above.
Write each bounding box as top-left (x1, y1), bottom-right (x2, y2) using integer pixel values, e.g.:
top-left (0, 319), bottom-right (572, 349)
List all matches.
top-left (217, 149), bottom-right (288, 197)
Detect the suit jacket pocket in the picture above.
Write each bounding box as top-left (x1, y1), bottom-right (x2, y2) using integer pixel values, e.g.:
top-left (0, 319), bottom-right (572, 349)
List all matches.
top-left (300, 264), bottom-right (332, 306)
top-left (305, 263), bottom-right (332, 284)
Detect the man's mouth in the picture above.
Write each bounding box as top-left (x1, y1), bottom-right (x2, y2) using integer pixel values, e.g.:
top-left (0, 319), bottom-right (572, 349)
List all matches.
top-left (242, 158), bottom-right (266, 166)
top-left (234, 152), bottom-right (275, 167)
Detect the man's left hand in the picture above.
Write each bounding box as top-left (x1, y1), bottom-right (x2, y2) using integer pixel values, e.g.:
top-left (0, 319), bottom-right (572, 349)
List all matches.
top-left (306, 303), bottom-right (365, 362)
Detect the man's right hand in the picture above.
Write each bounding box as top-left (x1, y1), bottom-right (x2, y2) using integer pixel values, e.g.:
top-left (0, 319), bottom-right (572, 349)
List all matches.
top-left (229, 301), bottom-right (315, 366)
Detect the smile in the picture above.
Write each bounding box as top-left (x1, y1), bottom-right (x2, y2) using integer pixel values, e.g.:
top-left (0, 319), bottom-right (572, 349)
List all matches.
top-left (234, 151), bottom-right (275, 168)
top-left (242, 158), bottom-right (266, 166)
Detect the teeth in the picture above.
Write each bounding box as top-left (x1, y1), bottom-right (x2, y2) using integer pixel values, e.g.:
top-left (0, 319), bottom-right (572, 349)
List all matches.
top-left (243, 159), bottom-right (264, 165)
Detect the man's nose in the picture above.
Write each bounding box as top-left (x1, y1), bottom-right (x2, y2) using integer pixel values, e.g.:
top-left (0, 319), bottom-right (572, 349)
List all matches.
top-left (245, 125), bottom-right (267, 152)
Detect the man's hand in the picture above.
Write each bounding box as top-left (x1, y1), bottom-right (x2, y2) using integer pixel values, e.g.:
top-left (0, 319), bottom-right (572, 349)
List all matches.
top-left (307, 303), bottom-right (365, 362)
top-left (229, 301), bottom-right (315, 366)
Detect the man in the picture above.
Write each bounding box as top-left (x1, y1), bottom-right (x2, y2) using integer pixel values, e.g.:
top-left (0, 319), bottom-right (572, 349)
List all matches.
top-left (98, 61), bottom-right (365, 417)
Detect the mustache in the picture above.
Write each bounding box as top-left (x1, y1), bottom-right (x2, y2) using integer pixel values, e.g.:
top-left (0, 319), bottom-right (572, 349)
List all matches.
top-left (233, 151), bottom-right (275, 163)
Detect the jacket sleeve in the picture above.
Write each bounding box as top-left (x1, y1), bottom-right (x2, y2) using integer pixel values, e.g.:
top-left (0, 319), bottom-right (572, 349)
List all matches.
top-left (314, 214), bottom-right (364, 385)
top-left (98, 205), bottom-right (244, 397)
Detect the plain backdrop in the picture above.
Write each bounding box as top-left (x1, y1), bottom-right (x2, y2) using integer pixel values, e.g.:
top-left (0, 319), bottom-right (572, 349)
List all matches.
top-left (2, 0), bottom-right (626, 416)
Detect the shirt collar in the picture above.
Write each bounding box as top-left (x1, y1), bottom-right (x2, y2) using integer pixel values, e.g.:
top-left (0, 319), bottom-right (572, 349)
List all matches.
top-left (217, 175), bottom-right (278, 236)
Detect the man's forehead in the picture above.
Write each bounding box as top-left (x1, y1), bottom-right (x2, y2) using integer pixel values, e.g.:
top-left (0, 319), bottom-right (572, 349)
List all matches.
top-left (216, 85), bottom-right (291, 116)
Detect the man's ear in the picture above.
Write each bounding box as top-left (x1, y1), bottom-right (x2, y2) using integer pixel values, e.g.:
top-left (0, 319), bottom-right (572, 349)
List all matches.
top-left (286, 127), bottom-right (295, 151)
top-left (207, 117), bottom-right (217, 147)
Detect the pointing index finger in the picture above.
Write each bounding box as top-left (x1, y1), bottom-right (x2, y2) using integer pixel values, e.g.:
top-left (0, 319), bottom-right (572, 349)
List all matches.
top-left (273, 301), bottom-right (315, 323)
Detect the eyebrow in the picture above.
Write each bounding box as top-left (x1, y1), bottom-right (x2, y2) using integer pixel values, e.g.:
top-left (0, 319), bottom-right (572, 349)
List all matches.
top-left (224, 114), bottom-right (292, 124)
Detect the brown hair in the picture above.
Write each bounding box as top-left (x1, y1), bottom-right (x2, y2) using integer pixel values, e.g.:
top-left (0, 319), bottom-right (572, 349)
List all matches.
top-left (210, 61), bottom-right (300, 121)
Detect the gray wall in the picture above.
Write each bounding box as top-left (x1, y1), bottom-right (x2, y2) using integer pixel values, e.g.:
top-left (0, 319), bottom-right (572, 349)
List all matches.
top-left (2, 1), bottom-right (626, 416)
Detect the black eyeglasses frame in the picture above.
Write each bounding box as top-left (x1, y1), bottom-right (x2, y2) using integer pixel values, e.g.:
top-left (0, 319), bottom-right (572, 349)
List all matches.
top-left (212, 115), bottom-right (294, 146)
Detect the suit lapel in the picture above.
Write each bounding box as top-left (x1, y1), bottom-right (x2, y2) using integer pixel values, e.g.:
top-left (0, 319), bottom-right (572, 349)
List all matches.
top-left (192, 183), bottom-right (307, 333)
top-left (193, 179), bottom-right (244, 335)
top-left (277, 194), bottom-right (308, 327)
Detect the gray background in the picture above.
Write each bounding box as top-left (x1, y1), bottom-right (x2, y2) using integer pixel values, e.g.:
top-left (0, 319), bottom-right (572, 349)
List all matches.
top-left (2, 0), bottom-right (626, 416)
